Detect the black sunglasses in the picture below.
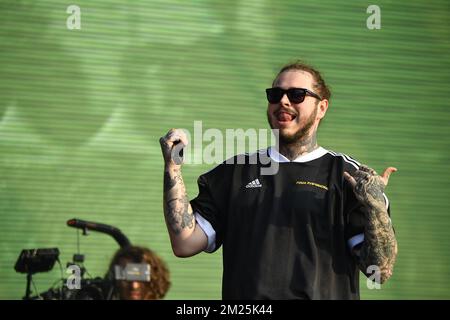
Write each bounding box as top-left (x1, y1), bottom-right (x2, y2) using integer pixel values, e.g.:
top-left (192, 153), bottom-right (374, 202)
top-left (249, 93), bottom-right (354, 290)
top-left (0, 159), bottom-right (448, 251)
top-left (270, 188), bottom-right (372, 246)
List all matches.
top-left (265, 87), bottom-right (322, 104)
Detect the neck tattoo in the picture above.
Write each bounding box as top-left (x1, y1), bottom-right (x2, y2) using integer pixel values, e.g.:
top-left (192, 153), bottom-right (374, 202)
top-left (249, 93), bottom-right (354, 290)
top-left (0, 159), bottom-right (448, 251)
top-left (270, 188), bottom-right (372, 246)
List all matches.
top-left (279, 131), bottom-right (318, 161)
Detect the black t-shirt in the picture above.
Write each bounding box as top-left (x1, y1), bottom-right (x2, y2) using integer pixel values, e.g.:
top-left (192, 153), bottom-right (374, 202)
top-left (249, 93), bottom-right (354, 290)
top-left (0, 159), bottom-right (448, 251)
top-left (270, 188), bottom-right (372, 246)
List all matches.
top-left (190, 147), bottom-right (389, 300)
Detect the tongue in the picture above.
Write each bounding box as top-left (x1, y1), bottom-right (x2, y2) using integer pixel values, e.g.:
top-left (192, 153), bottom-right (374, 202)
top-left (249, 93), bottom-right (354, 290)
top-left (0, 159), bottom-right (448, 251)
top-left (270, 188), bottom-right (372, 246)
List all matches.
top-left (278, 112), bottom-right (294, 121)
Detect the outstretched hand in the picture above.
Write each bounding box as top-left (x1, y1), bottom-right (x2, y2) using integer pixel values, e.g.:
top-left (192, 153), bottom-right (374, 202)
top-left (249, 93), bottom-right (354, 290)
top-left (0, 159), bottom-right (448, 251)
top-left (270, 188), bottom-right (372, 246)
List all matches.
top-left (344, 165), bottom-right (397, 210)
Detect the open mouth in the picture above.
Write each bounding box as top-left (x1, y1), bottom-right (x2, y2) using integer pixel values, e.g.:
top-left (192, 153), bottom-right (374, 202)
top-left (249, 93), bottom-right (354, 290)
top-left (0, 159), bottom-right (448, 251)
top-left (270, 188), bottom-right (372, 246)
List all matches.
top-left (275, 111), bottom-right (297, 124)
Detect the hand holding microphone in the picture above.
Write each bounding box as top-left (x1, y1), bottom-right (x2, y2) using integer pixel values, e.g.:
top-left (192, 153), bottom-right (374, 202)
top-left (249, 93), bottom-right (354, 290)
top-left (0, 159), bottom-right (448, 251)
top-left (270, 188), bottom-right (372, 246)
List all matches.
top-left (159, 128), bottom-right (188, 167)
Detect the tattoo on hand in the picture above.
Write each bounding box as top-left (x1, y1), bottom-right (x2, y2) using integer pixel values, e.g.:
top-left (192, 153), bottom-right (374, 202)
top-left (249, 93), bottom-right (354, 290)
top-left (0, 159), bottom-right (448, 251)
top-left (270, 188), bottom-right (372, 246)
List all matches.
top-left (352, 167), bottom-right (386, 211)
top-left (348, 165), bottom-right (398, 283)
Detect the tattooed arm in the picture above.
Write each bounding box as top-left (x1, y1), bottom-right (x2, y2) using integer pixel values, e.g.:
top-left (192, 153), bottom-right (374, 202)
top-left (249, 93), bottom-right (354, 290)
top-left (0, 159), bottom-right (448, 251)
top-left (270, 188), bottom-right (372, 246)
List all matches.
top-left (344, 165), bottom-right (398, 284)
top-left (160, 129), bottom-right (208, 257)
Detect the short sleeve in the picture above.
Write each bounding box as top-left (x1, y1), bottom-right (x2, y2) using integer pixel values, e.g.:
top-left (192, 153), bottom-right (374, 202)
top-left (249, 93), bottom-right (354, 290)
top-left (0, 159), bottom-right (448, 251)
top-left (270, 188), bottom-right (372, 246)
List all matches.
top-left (190, 174), bottom-right (224, 252)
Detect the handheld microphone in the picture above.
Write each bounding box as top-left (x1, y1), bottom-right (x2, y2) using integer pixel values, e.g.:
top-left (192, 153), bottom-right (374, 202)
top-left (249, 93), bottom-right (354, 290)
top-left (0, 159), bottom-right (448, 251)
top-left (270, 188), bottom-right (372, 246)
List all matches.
top-left (172, 140), bottom-right (184, 165)
top-left (67, 218), bottom-right (131, 248)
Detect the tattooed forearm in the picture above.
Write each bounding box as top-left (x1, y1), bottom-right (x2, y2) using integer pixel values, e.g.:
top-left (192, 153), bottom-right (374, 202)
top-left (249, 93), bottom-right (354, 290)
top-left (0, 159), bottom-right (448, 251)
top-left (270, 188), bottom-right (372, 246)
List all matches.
top-left (164, 171), bottom-right (176, 190)
top-left (164, 169), bottom-right (183, 191)
top-left (165, 198), bottom-right (182, 234)
top-left (353, 172), bottom-right (385, 212)
top-left (358, 207), bottom-right (398, 283)
top-left (348, 165), bottom-right (398, 283)
top-left (163, 168), bottom-right (194, 236)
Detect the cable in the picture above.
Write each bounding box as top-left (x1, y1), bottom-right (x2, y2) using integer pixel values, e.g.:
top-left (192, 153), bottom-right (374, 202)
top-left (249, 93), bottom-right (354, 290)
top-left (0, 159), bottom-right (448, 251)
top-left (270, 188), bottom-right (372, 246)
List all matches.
top-left (76, 228), bottom-right (93, 279)
top-left (57, 258), bottom-right (64, 282)
top-left (31, 278), bottom-right (39, 299)
top-left (48, 277), bottom-right (63, 290)
top-left (57, 258), bottom-right (64, 300)
top-left (82, 262), bottom-right (93, 279)
top-left (77, 229), bottom-right (81, 256)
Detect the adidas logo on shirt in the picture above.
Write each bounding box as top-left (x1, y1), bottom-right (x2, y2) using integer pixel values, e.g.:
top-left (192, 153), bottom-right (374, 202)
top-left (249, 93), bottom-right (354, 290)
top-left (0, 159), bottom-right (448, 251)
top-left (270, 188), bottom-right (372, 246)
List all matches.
top-left (245, 178), bottom-right (262, 188)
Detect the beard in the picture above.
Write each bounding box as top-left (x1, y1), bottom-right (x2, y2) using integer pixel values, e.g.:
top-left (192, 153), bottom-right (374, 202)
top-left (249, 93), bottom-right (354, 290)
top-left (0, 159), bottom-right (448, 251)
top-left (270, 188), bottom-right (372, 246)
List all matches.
top-left (267, 106), bottom-right (318, 145)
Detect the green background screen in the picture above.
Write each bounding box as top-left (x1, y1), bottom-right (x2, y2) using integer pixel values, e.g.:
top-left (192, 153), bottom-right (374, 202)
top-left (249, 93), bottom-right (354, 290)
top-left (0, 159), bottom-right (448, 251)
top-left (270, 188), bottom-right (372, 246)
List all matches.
top-left (0, 0), bottom-right (449, 299)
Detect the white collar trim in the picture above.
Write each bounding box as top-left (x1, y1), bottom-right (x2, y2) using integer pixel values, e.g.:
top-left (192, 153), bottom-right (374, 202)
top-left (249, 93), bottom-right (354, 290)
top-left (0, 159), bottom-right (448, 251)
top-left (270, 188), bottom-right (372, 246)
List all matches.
top-left (268, 146), bottom-right (328, 163)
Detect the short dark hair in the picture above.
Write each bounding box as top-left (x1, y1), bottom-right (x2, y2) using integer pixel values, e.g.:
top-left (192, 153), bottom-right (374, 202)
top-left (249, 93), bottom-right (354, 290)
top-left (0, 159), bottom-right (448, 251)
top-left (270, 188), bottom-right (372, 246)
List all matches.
top-left (272, 61), bottom-right (331, 101)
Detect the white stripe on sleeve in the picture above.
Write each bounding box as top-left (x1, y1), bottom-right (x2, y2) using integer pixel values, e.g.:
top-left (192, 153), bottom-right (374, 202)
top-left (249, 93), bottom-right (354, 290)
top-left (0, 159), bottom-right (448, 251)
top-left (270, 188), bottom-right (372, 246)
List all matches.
top-left (383, 193), bottom-right (389, 210)
top-left (348, 233), bottom-right (365, 250)
top-left (195, 212), bottom-right (217, 253)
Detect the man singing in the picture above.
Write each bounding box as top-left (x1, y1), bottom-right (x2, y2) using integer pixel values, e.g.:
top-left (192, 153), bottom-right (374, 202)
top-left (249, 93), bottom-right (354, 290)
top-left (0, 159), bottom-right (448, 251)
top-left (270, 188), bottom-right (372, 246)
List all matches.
top-left (159, 61), bottom-right (398, 299)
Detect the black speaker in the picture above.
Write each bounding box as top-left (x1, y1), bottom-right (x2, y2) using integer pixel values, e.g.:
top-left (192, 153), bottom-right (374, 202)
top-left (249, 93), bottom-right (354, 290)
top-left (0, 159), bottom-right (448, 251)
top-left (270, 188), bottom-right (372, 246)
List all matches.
top-left (14, 248), bottom-right (60, 274)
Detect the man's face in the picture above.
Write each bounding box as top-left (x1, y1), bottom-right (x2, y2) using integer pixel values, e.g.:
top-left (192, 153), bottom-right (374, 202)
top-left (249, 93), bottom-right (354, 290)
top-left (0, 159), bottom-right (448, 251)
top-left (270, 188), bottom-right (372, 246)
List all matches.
top-left (267, 70), bottom-right (325, 144)
top-left (116, 259), bottom-right (149, 300)
top-left (117, 279), bottom-right (146, 300)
